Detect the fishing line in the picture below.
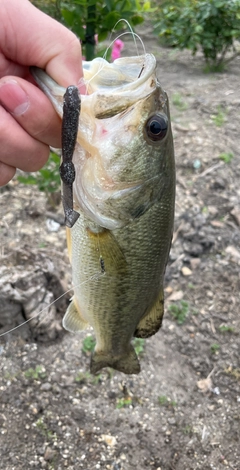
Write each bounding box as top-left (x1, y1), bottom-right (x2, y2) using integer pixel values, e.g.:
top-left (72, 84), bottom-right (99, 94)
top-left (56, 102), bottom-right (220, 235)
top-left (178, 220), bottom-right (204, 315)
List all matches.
top-left (106, 18), bottom-right (145, 58)
top-left (85, 21), bottom-right (146, 93)
top-left (102, 30), bottom-right (146, 61)
top-left (0, 272), bottom-right (102, 338)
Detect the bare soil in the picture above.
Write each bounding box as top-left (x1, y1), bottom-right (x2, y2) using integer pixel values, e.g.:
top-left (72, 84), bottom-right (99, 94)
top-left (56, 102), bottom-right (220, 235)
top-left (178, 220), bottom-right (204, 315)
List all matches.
top-left (0, 29), bottom-right (240, 470)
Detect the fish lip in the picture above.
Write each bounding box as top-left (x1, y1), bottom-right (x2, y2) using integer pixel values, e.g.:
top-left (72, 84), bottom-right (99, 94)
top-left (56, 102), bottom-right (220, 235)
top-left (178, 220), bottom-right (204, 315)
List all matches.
top-left (30, 66), bottom-right (65, 117)
top-left (31, 54), bottom-right (157, 118)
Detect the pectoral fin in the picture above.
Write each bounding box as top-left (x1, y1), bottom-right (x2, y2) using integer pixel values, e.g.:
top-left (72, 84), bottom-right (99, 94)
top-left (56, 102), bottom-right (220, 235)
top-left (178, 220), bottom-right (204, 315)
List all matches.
top-left (134, 288), bottom-right (164, 338)
top-left (62, 297), bottom-right (89, 332)
top-left (87, 228), bottom-right (128, 276)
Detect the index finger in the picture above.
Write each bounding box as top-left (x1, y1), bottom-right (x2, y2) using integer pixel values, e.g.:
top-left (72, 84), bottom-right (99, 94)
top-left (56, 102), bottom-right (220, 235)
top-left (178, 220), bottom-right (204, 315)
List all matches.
top-left (0, 0), bottom-right (83, 86)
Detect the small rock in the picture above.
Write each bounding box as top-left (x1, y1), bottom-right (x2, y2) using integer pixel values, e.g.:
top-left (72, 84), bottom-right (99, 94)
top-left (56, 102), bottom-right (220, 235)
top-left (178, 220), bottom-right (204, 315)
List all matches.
top-left (197, 376), bottom-right (212, 393)
top-left (184, 243), bottom-right (203, 256)
top-left (168, 417), bottom-right (176, 425)
top-left (44, 447), bottom-right (57, 462)
top-left (208, 205), bottom-right (218, 216)
top-left (181, 266), bottom-right (192, 276)
top-left (46, 218), bottom-right (60, 232)
top-left (167, 290), bottom-right (184, 301)
top-left (40, 382), bottom-right (52, 392)
top-left (210, 220), bottom-right (224, 228)
top-left (101, 434), bottom-right (117, 447)
top-left (231, 207), bottom-right (240, 226)
top-left (226, 245), bottom-right (240, 260)
top-left (190, 258), bottom-right (201, 270)
top-left (72, 407), bottom-right (86, 422)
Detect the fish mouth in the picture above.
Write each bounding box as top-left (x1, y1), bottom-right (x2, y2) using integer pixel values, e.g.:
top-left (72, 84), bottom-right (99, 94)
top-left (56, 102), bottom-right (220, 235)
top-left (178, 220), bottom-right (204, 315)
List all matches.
top-left (83, 54), bottom-right (156, 93)
top-left (31, 54), bottom-right (157, 118)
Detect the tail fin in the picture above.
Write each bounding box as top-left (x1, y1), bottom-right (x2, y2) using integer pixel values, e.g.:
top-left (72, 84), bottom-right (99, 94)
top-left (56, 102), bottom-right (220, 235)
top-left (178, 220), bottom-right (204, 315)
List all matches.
top-left (90, 345), bottom-right (140, 375)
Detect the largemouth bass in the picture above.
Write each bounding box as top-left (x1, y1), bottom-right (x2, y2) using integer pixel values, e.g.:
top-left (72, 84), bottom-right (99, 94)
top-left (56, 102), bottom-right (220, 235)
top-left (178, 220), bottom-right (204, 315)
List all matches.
top-left (32, 53), bottom-right (175, 375)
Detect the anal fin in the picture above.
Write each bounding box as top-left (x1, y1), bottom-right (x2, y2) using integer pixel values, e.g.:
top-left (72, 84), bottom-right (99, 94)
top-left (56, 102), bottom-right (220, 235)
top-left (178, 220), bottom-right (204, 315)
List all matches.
top-left (134, 288), bottom-right (164, 338)
top-left (62, 297), bottom-right (89, 333)
top-left (90, 344), bottom-right (140, 375)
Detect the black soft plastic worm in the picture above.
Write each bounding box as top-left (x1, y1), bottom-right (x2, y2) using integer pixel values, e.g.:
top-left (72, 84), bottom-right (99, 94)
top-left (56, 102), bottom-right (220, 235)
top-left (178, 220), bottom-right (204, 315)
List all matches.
top-left (60, 86), bottom-right (81, 228)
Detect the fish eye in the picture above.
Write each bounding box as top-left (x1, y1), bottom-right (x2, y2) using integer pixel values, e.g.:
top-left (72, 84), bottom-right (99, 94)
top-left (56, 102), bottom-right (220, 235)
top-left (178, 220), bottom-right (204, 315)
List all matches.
top-left (145, 113), bottom-right (168, 142)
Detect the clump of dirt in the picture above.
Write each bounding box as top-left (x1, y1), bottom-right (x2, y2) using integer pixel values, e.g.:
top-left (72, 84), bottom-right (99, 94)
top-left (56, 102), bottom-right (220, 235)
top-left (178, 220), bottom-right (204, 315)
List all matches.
top-left (0, 30), bottom-right (239, 470)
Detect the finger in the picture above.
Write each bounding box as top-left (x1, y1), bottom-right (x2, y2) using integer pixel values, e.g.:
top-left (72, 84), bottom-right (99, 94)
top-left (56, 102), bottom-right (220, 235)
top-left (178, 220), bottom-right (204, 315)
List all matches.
top-left (0, 77), bottom-right (62, 148)
top-left (0, 105), bottom-right (50, 173)
top-left (1, 0), bottom-right (84, 87)
top-left (0, 162), bottom-right (16, 187)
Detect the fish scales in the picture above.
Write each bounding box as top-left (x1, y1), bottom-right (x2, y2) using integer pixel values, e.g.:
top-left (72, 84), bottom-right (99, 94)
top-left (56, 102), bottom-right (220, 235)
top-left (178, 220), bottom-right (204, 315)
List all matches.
top-left (32, 53), bottom-right (175, 375)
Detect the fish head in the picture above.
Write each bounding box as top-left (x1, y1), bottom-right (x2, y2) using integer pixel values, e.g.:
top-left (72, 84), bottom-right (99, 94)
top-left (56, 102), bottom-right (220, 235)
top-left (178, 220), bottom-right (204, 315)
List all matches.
top-left (32, 54), bottom-right (174, 229)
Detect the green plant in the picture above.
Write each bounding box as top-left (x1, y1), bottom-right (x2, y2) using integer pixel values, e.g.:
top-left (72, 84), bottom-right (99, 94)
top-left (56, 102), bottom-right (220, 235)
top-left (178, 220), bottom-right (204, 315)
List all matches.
top-left (158, 395), bottom-right (168, 405)
top-left (219, 152), bottom-right (234, 164)
top-left (133, 337), bottom-right (145, 356)
top-left (210, 343), bottom-right (220, 354)
top-left (24, 365), bottom-right (46, 380)
top-left (18, 151), bottom-right (61, 194)
top-left (183, 424), bottom-right (193, 435)
top-left (168, 300), bottom-right (189, 324)
top-left (32, 0), bottom-right (153, 60)
top-left (75, 371), bottom-right (92, 382)
top-left (211, 105), bottom-right (227, 126)
top-left (82, 335), bottom-right (96, 355)
top-left (35, 417), bottom-right (56, 440)
top-left (75, 370), bottom-right (102, 383)
top-left (187, 282), bottom-right (195, 289)
top-left (171, 92), bottom-right (188, 111)
top-left (116, 397), bottom-right (132, 408)
top-left (219, 325), bottom-right (235, 333)
top-left (154, 0), bottom-right (240, 70)
top-left (158, 395), bottom-right (177, 407)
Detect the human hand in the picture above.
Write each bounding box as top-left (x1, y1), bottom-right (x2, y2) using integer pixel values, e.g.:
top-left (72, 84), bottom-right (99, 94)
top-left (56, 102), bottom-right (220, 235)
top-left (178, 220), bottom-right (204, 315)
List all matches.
top-left (0, 0), bottom-right (84, 186)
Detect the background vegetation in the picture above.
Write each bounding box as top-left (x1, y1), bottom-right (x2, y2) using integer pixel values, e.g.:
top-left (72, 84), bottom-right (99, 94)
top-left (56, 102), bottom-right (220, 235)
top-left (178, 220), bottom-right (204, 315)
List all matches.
top-left (31, 0), bottom-right (152, 60)
top-left (154, 0), bottom-right (240, 71)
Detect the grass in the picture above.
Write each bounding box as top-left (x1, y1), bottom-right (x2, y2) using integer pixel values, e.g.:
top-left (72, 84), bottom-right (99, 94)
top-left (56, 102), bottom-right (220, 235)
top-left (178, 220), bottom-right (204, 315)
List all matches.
top-left (211, 105), bottom-right (227, 127)
top-left (75, 371), bottom-right (103, 384)
top-left (116, 397), bottom-right (132, 408)
top-left (82, 335), bottom-right (96, 355)
top-left (219, 152), bottom-right (234, 164)
top-left (133, 337), bottom-right (145, 356)
top-left (168, 300), bottom-right (189, 324)
top-left (171, 92), bottom-right (188, 111)
top-left (35, 417), bottom-right (56, 441)
top-left (158, 395), bottom-right (177, 407)
top-left (24, 365), bottom-right (46, 380)
top-left (219, 325), bottom-right (235, 333)
top-left (183, 424), bottom-right (193, 435)
top-left (210, 343), bottom-right (220, 354)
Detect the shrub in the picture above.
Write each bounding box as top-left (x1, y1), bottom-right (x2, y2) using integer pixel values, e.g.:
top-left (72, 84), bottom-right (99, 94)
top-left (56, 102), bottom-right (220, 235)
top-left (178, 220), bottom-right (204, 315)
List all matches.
top-left (32, 0), bottom-right (152, 60)
top-left (154, 0), bottom-right (240, 71)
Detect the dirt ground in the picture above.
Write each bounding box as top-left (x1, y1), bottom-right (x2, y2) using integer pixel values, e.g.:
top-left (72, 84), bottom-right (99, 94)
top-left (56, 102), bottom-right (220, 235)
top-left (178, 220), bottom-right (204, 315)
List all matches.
top-left (0, 26), bottom-right (240, 470)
